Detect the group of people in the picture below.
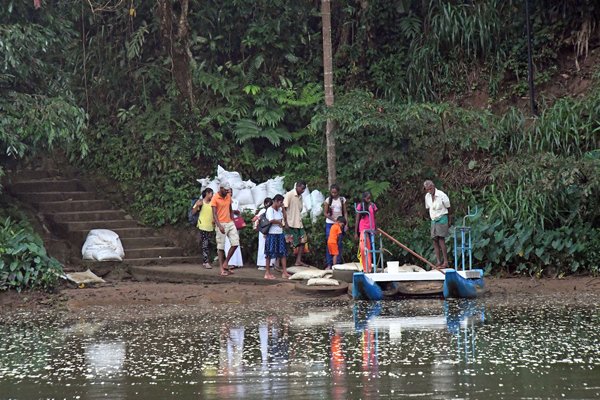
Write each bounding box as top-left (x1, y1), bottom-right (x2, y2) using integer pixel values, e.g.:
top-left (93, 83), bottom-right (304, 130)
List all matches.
top-left (191, 178), bottom-right (452, 278)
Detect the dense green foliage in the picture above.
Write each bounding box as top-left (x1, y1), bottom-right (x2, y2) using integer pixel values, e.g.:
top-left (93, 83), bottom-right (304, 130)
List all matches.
top-left (0, 206), bottom-right (63, 292)
top-left (1, 0), bottom-right (599, 277)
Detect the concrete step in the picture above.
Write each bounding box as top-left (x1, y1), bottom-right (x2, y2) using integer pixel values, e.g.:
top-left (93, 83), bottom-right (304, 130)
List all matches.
top-left (125, 247), bottom-right (183, 259)
top-left (49, 210), bottom-right (128, 222)
top-left (8, 169), bottom-right (60, 181)
top-left (71, 227), bottom-right (158, 243)
top-left (126, 256), bottom-right (202, 267)
top-left (38, 200), bottom-right (112, 213)
top-left (17, 191), bottom-right (97, 203)
top-left (121, 237), bottom-right (174, 248)
top-left (58, 219), bottom-right (139, 232)
top-left (10, 179), bottom-right (82, 193)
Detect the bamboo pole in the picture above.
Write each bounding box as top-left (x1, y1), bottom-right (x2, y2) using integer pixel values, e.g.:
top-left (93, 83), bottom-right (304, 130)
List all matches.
top-left (377, 228), bottom-right (443, 273)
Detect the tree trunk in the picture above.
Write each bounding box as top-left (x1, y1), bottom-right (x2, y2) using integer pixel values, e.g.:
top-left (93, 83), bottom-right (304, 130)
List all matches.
top-left (322, 0), bottom-right (336, 187)
top-left (156, 0), bottom-right (194, 108)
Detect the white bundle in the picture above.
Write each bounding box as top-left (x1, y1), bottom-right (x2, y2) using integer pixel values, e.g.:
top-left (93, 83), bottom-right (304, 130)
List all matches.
top-left (301, 185), bottom-right (312, 213)
top-left (267, 176), bottom-right (285, 197)
top-left (196, 177), bottom-right (211, 191)
top-left (82, 229), bottom-right (125, 262)
top-left (310, 190), bottom-right (325, 221)
top-left (289, 269), bottom-right (332, 280)
top-left (236, 188), bottom-right (254, 206)
top-left (243, 180), bottom-right (256, 189)
top-left (207, 179), bottom-right (220, 194)
top-left (251, 182), bottom-right (269, 207)
top-left (307, 277), bottom-right (339, 286)
top-left (217, 165), bottom-right (243, 188)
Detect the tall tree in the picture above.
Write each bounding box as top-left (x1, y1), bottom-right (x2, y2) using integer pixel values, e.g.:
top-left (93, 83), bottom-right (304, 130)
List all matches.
top-left (156, 0), bottom-right (194, 108)
top-left (322, 0), bottom-right (336, 186)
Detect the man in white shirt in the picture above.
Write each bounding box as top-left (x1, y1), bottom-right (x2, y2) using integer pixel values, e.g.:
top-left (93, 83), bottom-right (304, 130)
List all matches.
top-left (424, 180), bottom-right (452, 268)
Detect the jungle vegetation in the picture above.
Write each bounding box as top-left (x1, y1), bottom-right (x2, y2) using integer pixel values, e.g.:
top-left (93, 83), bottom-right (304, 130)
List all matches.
top-left (1, 0), bottom-right (599, 289)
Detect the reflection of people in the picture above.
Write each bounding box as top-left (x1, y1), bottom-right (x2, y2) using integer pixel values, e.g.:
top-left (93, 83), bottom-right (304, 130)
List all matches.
top-left (330, 331), bottom-right (347, 400)
top-left (192, 188), bottom-right (214, 269)
top-left (424, 180), bottom-right (451, 268)
top-left (324, 184), bottom-right (347, 268)
top-left (211, 181), bottom-right (239, 276)
top-left (355, 191), bottom-right (378, 272)
top-left (327, 216), bottom-right (346, 268)
top-left (283, 181), bottom-right (307, 266)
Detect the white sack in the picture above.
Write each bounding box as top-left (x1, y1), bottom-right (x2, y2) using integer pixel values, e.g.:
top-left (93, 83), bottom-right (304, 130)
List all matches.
top-left (217, 165), bottom-right (243, 188)
top-left (286, 265), bottom-right (318, 274)
top-left (267, 176), bottom-right (285, 197)
top-left (332, 262), bottom-right (362, 271)
top-left (236, 188), bottom-right (254, 205)
top-left (243, 180), bottom-right (256, 189)
top-left (82, 229), bottom-right (124, 262)
top-left (251, 183), bottom-right (269, 207)
top-left (310, 190), bottom-right (325, 221)
top-left (289, 269), bottom-right (331, 280)
top-left (207, 179), bottom-right (220, 194)
top-left (307, 277), bottom-right (339, 286)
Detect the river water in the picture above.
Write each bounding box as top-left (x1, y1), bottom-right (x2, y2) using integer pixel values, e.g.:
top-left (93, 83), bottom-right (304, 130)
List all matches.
top-left (1, 294), bottom-right (599, 400)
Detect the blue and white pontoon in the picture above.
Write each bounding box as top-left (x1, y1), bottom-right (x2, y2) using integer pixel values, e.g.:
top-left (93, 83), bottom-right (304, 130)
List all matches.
top-left (352, 208), bottom-right (485, 300)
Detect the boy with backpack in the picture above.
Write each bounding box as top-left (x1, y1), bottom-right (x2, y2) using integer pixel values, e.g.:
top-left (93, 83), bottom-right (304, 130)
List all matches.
top-left (263, 194), bottom-right (290, 280)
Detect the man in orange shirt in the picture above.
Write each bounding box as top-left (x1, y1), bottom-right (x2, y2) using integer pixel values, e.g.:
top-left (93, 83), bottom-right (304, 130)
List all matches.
top-left (327, 216), bottom-right (346, 268)
top-left (211, 181), bottom-right (239, 276)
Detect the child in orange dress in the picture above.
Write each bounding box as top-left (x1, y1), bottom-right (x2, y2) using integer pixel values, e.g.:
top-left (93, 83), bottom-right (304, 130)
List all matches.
top-left (327, 216), bottom-right (346, 267)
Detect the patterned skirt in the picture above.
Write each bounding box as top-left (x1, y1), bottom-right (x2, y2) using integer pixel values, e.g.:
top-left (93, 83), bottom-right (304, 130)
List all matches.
top-left (265, 233), bottom-right (287, 259)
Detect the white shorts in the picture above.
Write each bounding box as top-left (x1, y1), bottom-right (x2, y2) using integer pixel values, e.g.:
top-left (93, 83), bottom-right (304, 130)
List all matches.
top-left (216, 221), bottom-right (240, 250)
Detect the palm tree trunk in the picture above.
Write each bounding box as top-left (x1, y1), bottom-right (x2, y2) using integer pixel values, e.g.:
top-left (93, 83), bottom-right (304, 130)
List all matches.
top-left (322, 0), bottom-right (336, 186)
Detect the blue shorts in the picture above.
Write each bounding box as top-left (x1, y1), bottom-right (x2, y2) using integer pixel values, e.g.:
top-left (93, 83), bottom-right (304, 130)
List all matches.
top-left (265, 234), bottom-right (287, 259)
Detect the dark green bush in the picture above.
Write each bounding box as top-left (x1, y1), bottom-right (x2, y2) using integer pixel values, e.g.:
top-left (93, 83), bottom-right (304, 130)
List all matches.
top-left (0, 216), bottom-right (63, 292)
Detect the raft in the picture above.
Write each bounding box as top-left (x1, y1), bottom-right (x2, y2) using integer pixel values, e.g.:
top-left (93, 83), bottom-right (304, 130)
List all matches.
top-left (352, 268), bottom-right (485, 300)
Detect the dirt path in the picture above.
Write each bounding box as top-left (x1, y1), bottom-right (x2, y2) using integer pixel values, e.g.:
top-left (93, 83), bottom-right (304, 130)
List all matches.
top-left (1, 276), bottom-right (599, 313)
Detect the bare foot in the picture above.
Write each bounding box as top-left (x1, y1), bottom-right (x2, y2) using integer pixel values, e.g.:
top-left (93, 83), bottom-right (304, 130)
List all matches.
top-left (264, 273), bottom-right (276, 280)
top-left (440, 262), bottom-right (449, 269)
top-left (220, 270), bottom-right (230, 276)
top-left (282, 272), bottom-right (291, 279)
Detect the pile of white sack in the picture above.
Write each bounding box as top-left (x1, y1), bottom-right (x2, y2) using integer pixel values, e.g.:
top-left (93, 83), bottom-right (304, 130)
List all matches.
top-left (197, 165), bottom-right (325, 221)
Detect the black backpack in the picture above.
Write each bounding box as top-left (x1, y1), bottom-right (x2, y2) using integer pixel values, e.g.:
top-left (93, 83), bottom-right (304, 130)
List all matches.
top-left (188, 198), bottom-right (201, 226)
top-left (258, 211), bottom-right (271, 234)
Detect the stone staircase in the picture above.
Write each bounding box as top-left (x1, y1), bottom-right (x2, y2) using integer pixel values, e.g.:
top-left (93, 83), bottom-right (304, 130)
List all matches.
top-left (7, 169), bottom-right (200, 267)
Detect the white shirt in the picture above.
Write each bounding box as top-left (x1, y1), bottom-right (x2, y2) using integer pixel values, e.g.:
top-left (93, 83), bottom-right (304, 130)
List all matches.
top-left (325, 196), bottom-right (346, 224)
top-left (425, 189), bottom-right (450, 221)
top-left (266, 207), bottom-right (284, 234)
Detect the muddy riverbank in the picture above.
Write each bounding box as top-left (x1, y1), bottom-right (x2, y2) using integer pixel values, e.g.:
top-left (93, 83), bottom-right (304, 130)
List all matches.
top-left (1, 275), bottom-right (599, 313)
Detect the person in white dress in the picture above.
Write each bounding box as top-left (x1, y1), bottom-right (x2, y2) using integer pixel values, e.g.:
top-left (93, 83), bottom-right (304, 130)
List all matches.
top-left (225, 192), bottom-right (244, 268)
top-left (253, 197), bottom-right (275, 270)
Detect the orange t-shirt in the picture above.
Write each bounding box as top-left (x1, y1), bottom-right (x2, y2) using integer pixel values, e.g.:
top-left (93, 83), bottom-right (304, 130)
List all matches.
top-left (328, 223), bottom-right (342, 245)
top-left (210, 193), bottom-right (232, 223)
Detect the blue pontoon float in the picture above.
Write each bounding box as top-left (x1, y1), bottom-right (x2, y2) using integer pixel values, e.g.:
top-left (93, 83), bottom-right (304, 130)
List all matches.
top-left (352, 207), bottom-right (485, 300)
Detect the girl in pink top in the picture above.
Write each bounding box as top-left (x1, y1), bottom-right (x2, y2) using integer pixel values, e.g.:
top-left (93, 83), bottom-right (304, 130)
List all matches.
top-left (354, 191), bottom-right (378, 272)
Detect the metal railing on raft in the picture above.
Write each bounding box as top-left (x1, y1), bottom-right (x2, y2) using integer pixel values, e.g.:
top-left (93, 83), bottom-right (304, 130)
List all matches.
top-left (453, 206), bottom-right (478, 271)
top-left (354, 203), bottom-right (384, 273)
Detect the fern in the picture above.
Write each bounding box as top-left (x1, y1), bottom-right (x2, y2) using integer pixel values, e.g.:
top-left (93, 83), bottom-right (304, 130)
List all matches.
top-left (126, 22), bottom-right (148, 60)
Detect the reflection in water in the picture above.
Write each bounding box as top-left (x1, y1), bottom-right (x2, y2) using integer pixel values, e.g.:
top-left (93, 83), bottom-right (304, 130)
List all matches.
top-left (1, 296), bottom-right (599, 399)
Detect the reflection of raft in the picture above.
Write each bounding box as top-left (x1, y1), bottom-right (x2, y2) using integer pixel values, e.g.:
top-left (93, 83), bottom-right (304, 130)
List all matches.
top-left (352, 269), bottom-right (484, 300)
